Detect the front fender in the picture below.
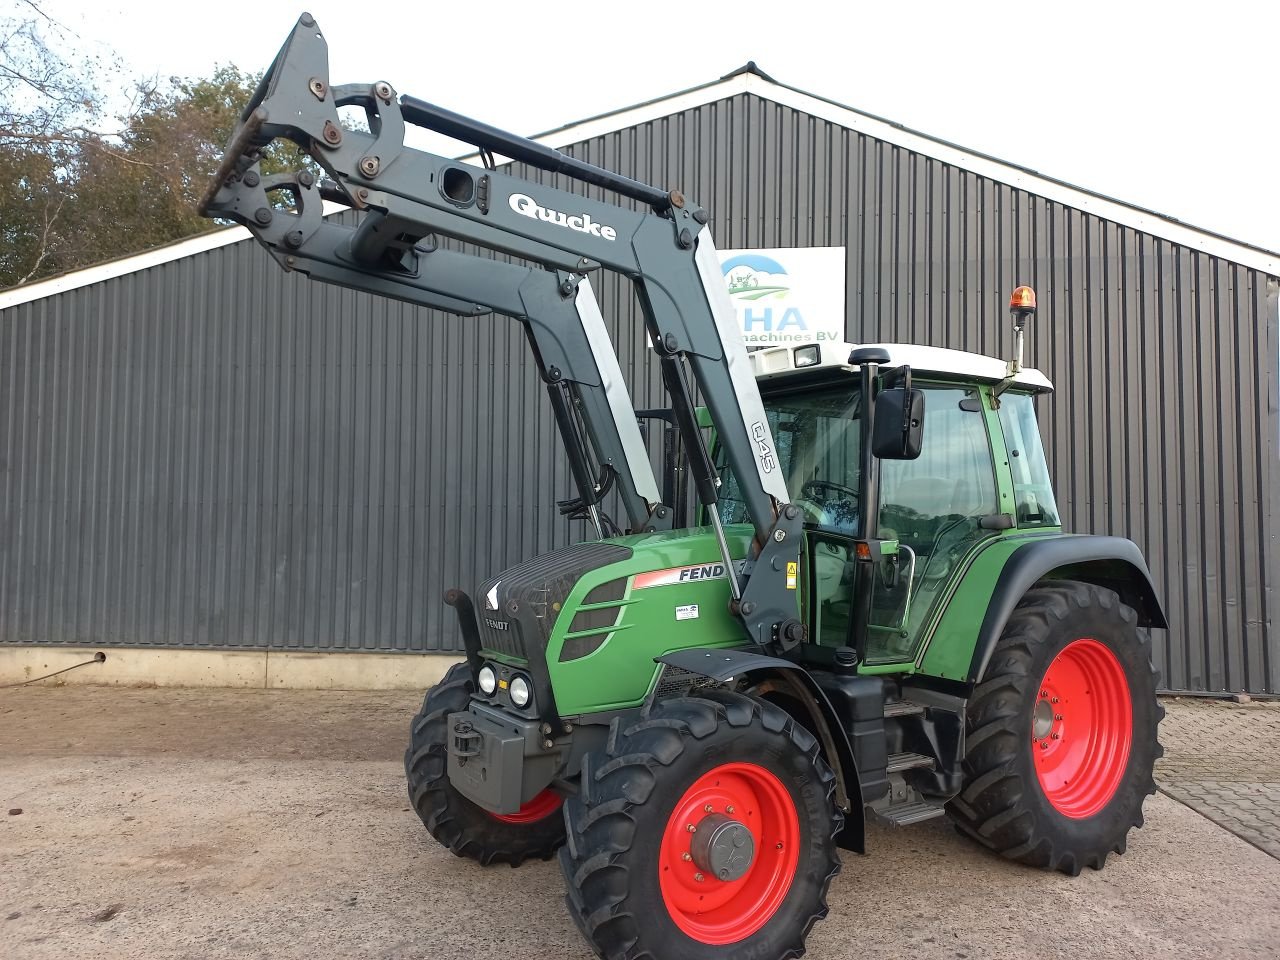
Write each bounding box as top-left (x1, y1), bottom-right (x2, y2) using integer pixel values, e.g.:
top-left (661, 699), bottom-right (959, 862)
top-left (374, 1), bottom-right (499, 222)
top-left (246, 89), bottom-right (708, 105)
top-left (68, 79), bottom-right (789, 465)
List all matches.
top-left (654, 648), bottom-right (865, 853)
top-left (965, 534), bottom-right (1167, 685)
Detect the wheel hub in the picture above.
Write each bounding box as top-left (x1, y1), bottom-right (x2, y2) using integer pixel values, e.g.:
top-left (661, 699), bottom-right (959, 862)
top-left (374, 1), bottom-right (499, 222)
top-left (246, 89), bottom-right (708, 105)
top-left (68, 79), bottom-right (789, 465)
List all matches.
top-left (1032, 697), bottom-right (1055, 740)
top-left (1031, 637), bottom-right (1133, 819)
top-left (690, 813), bottom-right (755, 882)
top-left (658, 762), bottom-right (800, 945)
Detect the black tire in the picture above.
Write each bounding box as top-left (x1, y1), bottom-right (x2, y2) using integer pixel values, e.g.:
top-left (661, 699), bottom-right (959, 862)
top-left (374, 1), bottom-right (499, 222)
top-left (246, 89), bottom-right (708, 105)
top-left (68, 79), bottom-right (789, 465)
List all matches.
top-left (947, 580), bottom-right (1163, 875)
top-left (560, 689), bottom-right (841, 960)
top-left (404, 662), bottom-right (565, 866)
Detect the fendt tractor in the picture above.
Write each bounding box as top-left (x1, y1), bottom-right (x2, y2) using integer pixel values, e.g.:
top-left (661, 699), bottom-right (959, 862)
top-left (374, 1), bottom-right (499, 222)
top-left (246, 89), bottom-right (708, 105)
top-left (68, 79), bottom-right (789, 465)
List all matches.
top-left (202, 14), bottom-right (1166, 960)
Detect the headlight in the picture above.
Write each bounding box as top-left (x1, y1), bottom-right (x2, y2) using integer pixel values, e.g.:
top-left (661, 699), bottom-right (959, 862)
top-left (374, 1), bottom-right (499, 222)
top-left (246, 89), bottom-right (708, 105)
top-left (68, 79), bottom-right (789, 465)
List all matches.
top-left (509, 675), bottom-right (531, 708)
top-left (477, 664), bottom-right (497, 695)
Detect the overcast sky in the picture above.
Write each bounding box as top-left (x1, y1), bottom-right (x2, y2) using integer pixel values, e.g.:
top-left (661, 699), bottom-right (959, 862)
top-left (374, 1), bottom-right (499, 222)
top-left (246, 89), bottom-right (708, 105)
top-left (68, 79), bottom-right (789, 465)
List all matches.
top-left (37, 0), bottom-right (1280, 253)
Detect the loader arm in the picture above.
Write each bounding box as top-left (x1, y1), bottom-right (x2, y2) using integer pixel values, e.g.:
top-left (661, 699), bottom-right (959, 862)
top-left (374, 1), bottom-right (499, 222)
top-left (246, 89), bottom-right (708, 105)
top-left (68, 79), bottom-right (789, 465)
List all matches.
top-left (199, 12), bottom-right (806, 648)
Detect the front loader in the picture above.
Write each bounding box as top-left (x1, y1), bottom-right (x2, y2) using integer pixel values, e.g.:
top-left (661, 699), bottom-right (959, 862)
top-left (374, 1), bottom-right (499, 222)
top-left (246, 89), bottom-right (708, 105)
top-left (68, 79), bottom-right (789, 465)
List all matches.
top-left (202, 14), bottom-right (1167, 959)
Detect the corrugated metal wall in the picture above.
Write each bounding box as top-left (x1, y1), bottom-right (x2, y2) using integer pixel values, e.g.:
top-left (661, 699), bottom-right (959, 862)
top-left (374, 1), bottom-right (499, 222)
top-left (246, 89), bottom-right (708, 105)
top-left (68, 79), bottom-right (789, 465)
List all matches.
top-left (0, 234), bottom-right (583, 653)
top-left (1, 92), bottom-right (1275, 692)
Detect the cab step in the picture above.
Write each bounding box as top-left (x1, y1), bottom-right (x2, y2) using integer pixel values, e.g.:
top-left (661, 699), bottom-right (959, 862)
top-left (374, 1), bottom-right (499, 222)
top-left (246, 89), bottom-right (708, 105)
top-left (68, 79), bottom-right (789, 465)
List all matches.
top-left (870, 800), bottom-right (948, 828)
top-left (882, 699), bottom-right (926, 719)
top-left (886, 751), bottom-right (935, 774)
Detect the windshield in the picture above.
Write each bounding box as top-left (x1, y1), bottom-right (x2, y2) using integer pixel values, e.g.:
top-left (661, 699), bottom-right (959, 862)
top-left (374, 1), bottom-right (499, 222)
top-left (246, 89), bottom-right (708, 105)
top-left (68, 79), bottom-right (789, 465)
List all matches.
top-left (715, 384), bottom-right (862, 536)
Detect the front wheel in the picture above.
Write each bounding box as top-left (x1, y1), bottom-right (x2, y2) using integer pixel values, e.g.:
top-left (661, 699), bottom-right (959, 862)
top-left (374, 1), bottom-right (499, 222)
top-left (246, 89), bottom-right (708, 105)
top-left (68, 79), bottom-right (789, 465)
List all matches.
top-left (404, 662), bottom-right (565, 866)
top-left (560, 690), bottom-right (841, 960)
top-left (947, 580), bottom-right (1163, 875)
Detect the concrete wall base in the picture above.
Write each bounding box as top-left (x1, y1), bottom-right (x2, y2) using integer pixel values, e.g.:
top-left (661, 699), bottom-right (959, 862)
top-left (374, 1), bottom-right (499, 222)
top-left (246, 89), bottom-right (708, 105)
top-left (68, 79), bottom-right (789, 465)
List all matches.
top-left (0, 647), bottom-right (460, 691)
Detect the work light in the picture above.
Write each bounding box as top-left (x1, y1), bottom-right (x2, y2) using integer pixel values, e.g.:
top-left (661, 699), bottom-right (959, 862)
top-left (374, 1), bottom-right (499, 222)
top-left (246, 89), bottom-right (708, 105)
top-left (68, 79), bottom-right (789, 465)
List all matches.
top-left (509, 675), bottom-right (532, 708)
top-left (477, 664), bottom-right (497, 695)
top-left (793, 345), bottom-right (821, 368)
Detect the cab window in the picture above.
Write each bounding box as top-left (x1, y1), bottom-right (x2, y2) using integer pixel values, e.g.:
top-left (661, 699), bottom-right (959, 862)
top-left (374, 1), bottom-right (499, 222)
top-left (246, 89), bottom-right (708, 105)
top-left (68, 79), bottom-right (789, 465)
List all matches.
top-left (997, 393), bottom-right (1060, 526)
top-left (716, 384), bottom-right (862, 536)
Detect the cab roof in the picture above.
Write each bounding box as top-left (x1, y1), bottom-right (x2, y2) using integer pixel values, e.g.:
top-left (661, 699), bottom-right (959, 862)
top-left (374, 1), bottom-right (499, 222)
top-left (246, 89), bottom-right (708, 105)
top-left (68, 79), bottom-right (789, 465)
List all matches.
top-left (748, 341), bottom-right (1054, 393)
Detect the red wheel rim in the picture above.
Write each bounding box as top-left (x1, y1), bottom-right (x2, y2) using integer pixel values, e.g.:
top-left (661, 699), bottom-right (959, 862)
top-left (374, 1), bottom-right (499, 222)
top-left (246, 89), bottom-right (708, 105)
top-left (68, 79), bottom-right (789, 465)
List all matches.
top-left (658, 762), bottom-right (800, 945)
top-left (489, 789), bottom-right (561, 824)
top-left (1032, 638), bottom-right (1133, 819)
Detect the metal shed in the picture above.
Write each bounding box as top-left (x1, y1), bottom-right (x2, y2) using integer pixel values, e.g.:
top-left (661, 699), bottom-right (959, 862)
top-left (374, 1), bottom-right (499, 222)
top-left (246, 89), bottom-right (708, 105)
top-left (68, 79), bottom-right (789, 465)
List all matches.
top-left (1, 66), bottom-right (1276, 693)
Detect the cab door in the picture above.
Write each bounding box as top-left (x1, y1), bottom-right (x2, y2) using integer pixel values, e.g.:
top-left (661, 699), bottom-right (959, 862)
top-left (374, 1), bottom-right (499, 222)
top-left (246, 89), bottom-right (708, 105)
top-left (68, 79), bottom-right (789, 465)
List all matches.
top-left (864, 384), bottom-right (1001, 664)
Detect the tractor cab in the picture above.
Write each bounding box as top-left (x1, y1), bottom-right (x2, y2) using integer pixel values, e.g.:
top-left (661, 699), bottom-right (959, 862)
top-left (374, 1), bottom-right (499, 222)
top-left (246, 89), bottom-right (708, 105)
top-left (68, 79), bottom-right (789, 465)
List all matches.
top-left (716, 341), bottom-right (1058, 664)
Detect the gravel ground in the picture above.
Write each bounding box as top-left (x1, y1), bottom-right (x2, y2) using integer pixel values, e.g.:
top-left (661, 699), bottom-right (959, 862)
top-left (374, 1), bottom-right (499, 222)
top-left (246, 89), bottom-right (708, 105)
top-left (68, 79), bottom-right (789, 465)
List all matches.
top-left (2, 687), bottom-right (1279, 960)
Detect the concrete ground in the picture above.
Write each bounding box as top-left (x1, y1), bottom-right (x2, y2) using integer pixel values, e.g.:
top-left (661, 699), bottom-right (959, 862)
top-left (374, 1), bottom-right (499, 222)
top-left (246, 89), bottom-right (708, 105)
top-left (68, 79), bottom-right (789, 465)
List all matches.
top-left (2, 688), bottom-right (1278, 960)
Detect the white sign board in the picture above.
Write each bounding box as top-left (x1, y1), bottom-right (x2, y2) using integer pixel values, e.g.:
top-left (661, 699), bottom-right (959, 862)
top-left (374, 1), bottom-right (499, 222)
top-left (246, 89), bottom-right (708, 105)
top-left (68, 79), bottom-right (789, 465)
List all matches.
top-left (717, 247), bottom-right (846, 346)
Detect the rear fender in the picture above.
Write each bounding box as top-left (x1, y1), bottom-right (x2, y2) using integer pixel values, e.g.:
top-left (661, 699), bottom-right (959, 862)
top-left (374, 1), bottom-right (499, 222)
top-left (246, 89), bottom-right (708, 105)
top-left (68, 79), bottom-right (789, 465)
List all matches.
top-left (654, 648), bottom-right (865, 853)
top-left (968, 535), bottom-right (1168, 685)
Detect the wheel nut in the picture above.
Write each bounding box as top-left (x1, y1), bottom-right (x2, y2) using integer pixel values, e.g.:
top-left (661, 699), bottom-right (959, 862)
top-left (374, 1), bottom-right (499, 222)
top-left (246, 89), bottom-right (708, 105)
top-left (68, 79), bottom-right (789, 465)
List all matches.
top-left (686, 824), bottom-right (696, 833)
top-left (776, 842), bottom-right (784, 850)
top-left (694, 873), bottom-right (704, 883)
top-left (1051, 733), bottom-right (1060, 740)
top-left (1055, 714), bottom-right (1063, 721)
top-left (682, 852), bottom-right (691, 862)
top-left (725, 805), bottom-right (734, 815)
top-left (704, 804), bottom-right (713, 813)
top-left (1051, 697), bottom-right (1059, 704)
top-left (1040, 741), bottom-right (1049, 749)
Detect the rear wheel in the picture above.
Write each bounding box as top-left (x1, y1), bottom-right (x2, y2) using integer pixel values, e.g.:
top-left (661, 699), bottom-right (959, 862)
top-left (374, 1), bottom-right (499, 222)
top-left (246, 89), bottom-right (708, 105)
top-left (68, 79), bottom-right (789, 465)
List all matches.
top-left (560, 690), bottom-right (841, 960)
top-left (404, 662), bottom-right (565, 866)
top-left (947, 580), bottom-right (1162, 875)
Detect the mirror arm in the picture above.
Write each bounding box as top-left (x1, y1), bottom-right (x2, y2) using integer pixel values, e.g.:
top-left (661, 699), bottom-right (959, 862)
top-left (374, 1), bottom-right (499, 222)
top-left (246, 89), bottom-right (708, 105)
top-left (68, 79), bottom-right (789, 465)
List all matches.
top-left (898, 364), bottom-right (913, 436)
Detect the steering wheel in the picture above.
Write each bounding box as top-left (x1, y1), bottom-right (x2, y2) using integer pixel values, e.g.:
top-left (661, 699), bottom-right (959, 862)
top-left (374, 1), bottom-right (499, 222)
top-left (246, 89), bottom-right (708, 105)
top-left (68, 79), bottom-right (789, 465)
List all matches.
top-left (801, 479), bottom-right (859, 503)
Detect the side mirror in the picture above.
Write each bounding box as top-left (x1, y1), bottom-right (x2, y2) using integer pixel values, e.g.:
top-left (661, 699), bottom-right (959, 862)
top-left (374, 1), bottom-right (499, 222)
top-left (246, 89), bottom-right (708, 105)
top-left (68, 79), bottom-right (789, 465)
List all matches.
top-left (873, 387), bottom-right (925, 460)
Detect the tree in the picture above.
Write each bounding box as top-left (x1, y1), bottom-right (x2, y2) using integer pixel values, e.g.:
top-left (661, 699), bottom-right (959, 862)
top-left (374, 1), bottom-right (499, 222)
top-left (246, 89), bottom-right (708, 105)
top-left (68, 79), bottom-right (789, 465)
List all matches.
top-left (1, 28), bottom-right (296, 289)
top-left (0, 0), bottom-right (101, 148)
top-left (57, 66), bottom-right (299, 270)
top-left (1, 0), bottom-right (315, 289)
top-left (0, 129), bottom-right (63, 285)
top-left (0, 0), bottom-right (110, 285)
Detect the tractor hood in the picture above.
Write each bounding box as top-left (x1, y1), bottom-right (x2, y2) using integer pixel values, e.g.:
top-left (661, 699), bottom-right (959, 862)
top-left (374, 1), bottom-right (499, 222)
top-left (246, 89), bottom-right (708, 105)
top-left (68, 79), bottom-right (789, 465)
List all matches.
top-left (473, 525), bottom-right (756, 716)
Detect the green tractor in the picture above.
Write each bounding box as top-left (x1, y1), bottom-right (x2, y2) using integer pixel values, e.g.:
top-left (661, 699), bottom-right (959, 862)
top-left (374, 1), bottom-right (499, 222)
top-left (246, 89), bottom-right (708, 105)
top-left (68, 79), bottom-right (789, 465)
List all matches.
top-left (204, 16), bottom-right (1165, 960)
top-left (405, 328), bottom-right (1166, 957)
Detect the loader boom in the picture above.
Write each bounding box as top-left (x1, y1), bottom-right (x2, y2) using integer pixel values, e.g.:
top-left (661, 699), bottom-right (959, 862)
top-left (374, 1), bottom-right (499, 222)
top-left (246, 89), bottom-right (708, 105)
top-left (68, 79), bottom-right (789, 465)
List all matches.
top-left (200, 12), bottom-right (807, 648)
